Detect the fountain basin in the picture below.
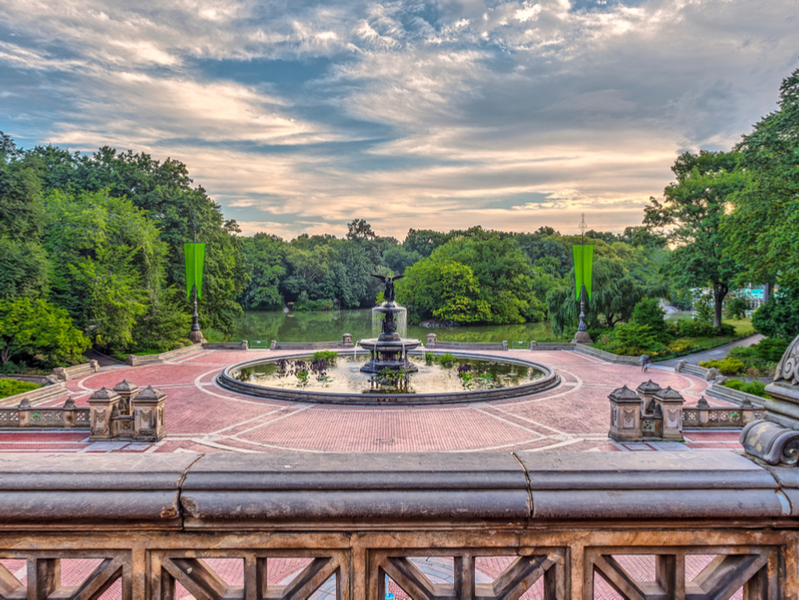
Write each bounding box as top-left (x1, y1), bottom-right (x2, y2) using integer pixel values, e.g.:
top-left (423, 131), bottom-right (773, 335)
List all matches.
top-left (217, 350), bottom-right (560, 405)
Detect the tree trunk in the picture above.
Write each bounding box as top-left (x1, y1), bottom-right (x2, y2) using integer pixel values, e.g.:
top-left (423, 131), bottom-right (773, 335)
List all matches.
top-left (763, 282), bottom-right (773, 303)
top-left (713, 284), bottom-right (728, 330)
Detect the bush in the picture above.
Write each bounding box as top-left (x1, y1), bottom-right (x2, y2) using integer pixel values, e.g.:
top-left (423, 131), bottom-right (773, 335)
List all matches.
top-left (424, 352), bottom-right (434, 365)
top-left (723, 378), bottom-right (768, 398)
top-left (678, 319), bottom-right (735, 338)
top-left (752, 279), bottom-right (799, 341)
top-left (311, 350), bottom-right (339, 365)
top-left (631, 298), bottom-right (669, 342)
top-left (606, 323), bottom-right (669, 356)
top-left (667, 338), bottom-right (695, 354)
top-left (435, 353), bottom-right (455, 368)
top-left (699, 357), bottom-right (745, 375)
top-left (755, 338), bottom-right (789, 362)
top-left (0, 378), bottom-right (40, 399)
top-left (725, 295), bottom-right (750, 320)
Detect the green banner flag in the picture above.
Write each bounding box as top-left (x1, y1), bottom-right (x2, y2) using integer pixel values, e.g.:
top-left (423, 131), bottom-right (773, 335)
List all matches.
top-left (572, 245), bottom-right (594, 300)
top-left (184, 243), bottom-right (206, 300)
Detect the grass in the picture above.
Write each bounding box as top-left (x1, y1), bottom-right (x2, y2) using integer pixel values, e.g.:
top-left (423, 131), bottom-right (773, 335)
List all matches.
top-left (0, 378), bottom-right (41, 400)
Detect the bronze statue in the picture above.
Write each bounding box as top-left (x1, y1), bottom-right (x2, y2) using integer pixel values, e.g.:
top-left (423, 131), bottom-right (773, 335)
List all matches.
top-left (371, 274), bottom-right (404, 303)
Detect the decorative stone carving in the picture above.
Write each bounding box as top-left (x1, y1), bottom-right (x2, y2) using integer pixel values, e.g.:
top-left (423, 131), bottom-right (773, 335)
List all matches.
top-left (636, 380), bottom-right (662, 414)
top-left (113, 379), bottom-right (140, 416)
top-left (88, 387), bottom-right (121, 441)
top-left (653, 387), bottom-right (685, 441)
top-left (342, 333), bottom-right (353, 348)
top-left (742, 336), bottom-right (799, 465)
top-left (426, 333), bottom-right (437, 348)
top-left (132, 385), bottom-right (167, 442)
top-left (608, 385), bottom-right (643, 441)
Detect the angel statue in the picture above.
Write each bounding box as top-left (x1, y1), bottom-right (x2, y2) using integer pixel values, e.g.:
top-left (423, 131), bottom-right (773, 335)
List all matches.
top-left (371, 274), bottom-right (404, 303)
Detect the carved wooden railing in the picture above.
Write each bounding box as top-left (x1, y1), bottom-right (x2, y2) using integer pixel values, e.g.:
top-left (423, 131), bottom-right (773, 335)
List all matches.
top-left (0, 451), bottom-right (796, 599)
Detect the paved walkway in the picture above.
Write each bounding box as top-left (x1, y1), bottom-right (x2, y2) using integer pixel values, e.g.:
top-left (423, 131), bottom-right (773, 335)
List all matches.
top-left (659, 334), bottom-right (764, 367)
top-left (0, 348), bottom-right (743, 454)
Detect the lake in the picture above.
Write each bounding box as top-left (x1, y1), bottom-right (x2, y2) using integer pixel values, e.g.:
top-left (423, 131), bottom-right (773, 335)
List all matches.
top-left (211, 309), bottom-right (569, 348)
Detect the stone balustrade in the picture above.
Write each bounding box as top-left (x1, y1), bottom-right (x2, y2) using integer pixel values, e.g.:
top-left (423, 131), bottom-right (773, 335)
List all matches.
top-left (270, 335), bottom-right (355, 351)
top-left (0, 451), bottom-right (795, 599)
top-left (0, 397), bottom-right (90, 429)
top-left (675, 360), bottom-right (720, 381)
top-left (0, 381), bottom-right (68, 408)
top-left (52, 360), bottom-right (100, 382)
top-left (125, 344), bottom-right (203, 366)
top-left (425, 334), bottom-right (508, 351)
top-left (202, 341), bottom-right (249, 350)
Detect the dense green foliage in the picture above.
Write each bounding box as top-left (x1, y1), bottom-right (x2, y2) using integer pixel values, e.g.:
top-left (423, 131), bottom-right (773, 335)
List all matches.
top-left (0, 378), bottom-right (40, 399)
top-left (723, 379), bottom-right (768, 398)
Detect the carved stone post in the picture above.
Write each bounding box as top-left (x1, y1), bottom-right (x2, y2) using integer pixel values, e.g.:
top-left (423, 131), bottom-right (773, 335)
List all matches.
top-left (426, 333), bottom-right (436, 349)
top-left (17, 398), bottom-right (31, 427)
top-left (132, 385), bottom-right (167, 442)
top-left (88, 387), bottom-right (120, 441)
top-left (740, 398), bottom-right (756, 425)
top-left (502, 340), bottom-right (508, 351)
top-left (112, 380), bottom-right (139, 416)
top-left (653, 387), bottom-right (686, 441)
top-left (608, 386), bottom-right (643, 441)
top-left (636, 380), bottom-right (662, 415)
top-left (530, 341), bottom-right (537, 350)
top-left (62, 397), bottom-right (77, 428)
top-left (342, 333), bottom-right (353, 348)
top-left (697, 396), bottom-right (710, 426)
top-left (89, 359), bottom-right (100, 373)
top-left (270, 340), bottom-right (277, 350)
top-left (741, 336), bottom-right (799, 465)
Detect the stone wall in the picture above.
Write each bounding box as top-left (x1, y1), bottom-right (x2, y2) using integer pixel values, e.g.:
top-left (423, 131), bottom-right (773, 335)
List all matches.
top-left (0, 451), bottom-right (795, 599)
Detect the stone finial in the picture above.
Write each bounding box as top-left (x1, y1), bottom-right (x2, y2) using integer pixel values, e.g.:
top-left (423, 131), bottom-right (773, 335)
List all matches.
top-left (89, 387), bottom-right (119, 401)
top-left (636, 380), bottom-right (662, 395)
top-left (608, 385), bottom-right (642, 403)
top-left (654, 386), bottom-right (685, 403)
top-left (18, 398), bottom-right (31, 409)
top-left (696, 396), bottom-right (710, 409)
top-left (63, 397), bottom-right (77, 409)
top-left (113, 379), bottom-right (139, 393)
top-left (135, 385), bottom-right (166, 402)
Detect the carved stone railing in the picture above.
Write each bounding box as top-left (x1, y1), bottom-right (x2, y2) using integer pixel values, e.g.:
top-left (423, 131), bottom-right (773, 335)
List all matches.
top-left (675, 360), bottom-right (720, 381)
top-left (573, 344), bottom-right (641, 365)
top-left (530, 342), bottom-right (576, 351)
top-left (0, 398), bottom-right (90, 429)
top-left (270, 334), bottom-right (356, 351)
top-left (0, 381), bottom-right (68, 408)
top-left (202, 341), bottom-right (249, 350)
top-left (0, 451), bottom-right (796, 599)
top-left (425, 334), bottom-right (508, 351)
top-left (682, 401), bottom-right (765, 428)
top-left (125, 344), bottom-right (203, 366)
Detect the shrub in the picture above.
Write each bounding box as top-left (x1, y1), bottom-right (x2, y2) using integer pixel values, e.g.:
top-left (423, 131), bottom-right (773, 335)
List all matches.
top-left (725, 295), bottom-right (750, 320)
top-left (607, 323), bottom-right (668, 356)
top-left (678, 319), bottom-right (735, 338)
top-left (755, 338), bottom-right (789, 362)
top-left (631, 298), bottom-right (669, 342)
top-left (723, 378), bottom-right (768, 398)
top-left (435, 353), bottom-right (455, 368)
top-left (424, 352), bottom-right (434, 365)
top-left (0, 378), bottom-right (40, 399)
top-left (699, 357), bottom-right (745, 375)
top-left (311, 350), bottom-right (339, 365)
top-left (667, 338), bottom-right (695, 354)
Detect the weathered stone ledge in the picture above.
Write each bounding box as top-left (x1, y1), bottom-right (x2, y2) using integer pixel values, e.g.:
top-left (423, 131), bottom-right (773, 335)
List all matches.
top-left (0, 451), bottom-right (795, 530)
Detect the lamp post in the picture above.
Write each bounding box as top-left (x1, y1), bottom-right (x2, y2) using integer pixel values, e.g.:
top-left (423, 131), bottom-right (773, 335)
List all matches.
top-left (571, 214), bottom-right (593, 344)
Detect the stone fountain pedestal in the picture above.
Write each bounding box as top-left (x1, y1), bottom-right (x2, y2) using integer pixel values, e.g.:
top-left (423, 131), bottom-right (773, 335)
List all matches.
top-left (360, 302), bottom-right (420, 373)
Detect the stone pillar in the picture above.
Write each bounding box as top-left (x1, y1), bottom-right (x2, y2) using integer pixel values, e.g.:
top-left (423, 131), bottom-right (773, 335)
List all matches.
top-left (530, 341), bottom-right (537, 350)
top-left (90, 360), bottom-right (100, 373)
top-left (270, 340), bottom-right (277, 350)
top-left (112, 380), bottom-right (139, 416)
top-left (240, 340), bottom-right (249, 350)
top-left (426, 333), bottom-right (436, 349)
top-left (608, 386), bottom-right (643, 441)
top-left (17, 398), bottom-right (31, 427)
top-left (636, 380), bottom-right (662, 415)
top-left (342, 333), bottom-right (353, 348)
top-left (132, 385), bottom-right (167, 442)
top-left (62, 397), bottom-right (77, 428)
top-left (502, 340), bottom-right (508, 351)
top-left (653, 387), bottom-right (686, 441)
top-left (88, 387), bottom-right (121, 441)
top-left (52, 367), bottom-right (68, 382)
top-left (674, 360), bottom-right (686, 374)
top-left (740, 398), bottom-right (757, 425)
top-left (696, 396), bottom-right (710, 426)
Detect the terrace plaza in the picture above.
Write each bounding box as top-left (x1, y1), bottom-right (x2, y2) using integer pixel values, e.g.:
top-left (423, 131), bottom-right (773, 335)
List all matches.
top-left (0, 348), bottom-right (742, 454)
top-left (0, 341), bottom-right (796, 600)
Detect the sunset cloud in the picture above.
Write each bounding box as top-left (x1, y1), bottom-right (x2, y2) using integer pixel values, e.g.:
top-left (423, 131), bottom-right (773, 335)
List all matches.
top-left (0, 0), bottom-right (795, 239)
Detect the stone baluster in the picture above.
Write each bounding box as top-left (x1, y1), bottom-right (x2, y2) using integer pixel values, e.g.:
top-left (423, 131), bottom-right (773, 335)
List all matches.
top-left (608, 386), bottom-right (643, 441)
top-left (88, 387), bottom-right (120, 441)
top-left (342, 333), bottom-right (353, 348)
top-left (17, 398), bottom-right (31, 427)
top-left (112, 380), bottom-right (140, 416)
top-left (62, 397), bottom-right (77, 428)
top-left (696, 396), bottom-right (710, 426)
top-left (426, 333), bottom-right (436, 349)
top-left (132, 385), bottom-right (167, 442)
top-left (653, 387), bottom-right (686, 441)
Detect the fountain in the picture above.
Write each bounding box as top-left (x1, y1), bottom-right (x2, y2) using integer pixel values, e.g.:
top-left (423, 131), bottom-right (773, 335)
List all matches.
top-left (358, 274), bottom-right (421, 374)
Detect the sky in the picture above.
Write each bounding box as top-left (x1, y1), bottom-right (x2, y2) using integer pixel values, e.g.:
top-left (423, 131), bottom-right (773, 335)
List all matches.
top-left (0, 0), bottom-right (796, 241)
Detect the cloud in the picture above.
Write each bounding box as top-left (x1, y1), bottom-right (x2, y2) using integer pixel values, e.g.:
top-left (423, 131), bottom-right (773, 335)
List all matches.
top-left (0, 0), bottom-right (795, 239)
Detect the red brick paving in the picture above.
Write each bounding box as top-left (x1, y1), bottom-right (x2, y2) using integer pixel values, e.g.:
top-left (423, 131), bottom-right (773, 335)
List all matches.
top-left (0, 349), bottom-right (744, 454)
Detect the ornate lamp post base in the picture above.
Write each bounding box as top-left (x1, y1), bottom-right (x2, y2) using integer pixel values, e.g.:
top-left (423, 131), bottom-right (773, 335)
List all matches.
top-left (571, 300), bottom-right (593, 344)
top-left (188, 298), bottom-right (206, 344)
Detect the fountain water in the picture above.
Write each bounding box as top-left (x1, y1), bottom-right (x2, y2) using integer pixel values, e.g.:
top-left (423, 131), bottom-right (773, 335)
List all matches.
top-left (359, 275), bottom-right (421, 374)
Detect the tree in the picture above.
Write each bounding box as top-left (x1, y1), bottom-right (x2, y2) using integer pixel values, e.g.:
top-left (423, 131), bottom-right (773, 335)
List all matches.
top-left (239, 233), bottom-right (286, 310)
top-left (631, 298), bottom-right (669, 342)
top-left (752, 277), bottom-right (799, 342)
top-left (0, 297), bottom-right (90, 366)
top-left (346, 219), bottom-right (376, 241)
top-left (723, 70), bottom-right (798, 287)
top-left (644, 150), bottom-right (746, 329)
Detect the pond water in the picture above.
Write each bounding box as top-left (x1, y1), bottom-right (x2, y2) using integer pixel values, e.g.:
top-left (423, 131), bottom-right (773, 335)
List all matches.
top-left (215, 309), bottom-right (567, 348)
top-left (232, 355), bottom-right (546, 395)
